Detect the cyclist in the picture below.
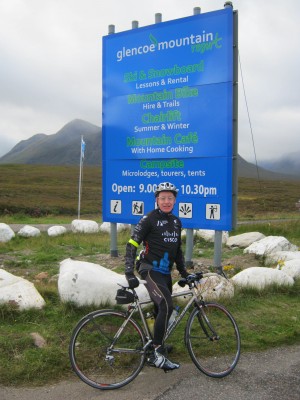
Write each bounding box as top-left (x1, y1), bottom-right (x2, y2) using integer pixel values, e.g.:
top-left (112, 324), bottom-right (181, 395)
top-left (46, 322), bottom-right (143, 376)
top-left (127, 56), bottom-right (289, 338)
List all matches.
top-left (125, 182), bottom-right (189, 371)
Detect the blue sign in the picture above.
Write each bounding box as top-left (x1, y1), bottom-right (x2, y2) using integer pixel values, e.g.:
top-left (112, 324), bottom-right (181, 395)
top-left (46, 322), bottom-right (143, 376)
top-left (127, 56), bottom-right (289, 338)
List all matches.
top-left (102, 8), bottom-right (234, 230)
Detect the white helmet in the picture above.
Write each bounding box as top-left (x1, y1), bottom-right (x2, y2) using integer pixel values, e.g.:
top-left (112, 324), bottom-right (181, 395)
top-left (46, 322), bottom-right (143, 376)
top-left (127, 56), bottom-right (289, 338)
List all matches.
top-left (155, 182), bottom-right (178, 197)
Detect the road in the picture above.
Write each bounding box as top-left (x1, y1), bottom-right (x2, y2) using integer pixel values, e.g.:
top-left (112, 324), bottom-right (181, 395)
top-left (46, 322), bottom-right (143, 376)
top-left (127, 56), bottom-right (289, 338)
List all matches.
top-left (1, 345), bottom-right (299, 400)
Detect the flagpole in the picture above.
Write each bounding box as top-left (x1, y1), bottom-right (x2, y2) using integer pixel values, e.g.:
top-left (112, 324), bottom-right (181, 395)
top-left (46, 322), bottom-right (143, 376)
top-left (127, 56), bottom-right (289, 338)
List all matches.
top-left (78, 135), bottom-right (85, 219)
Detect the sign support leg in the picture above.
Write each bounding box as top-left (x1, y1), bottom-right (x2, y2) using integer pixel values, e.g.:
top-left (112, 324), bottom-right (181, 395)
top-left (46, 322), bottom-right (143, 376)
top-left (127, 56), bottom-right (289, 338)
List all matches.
top-left (185, 228), bottom-right (194, 268)
top-left (214, 230), bottom-right (223, 275)
top-left (110, 223), bottom-right (118, 257)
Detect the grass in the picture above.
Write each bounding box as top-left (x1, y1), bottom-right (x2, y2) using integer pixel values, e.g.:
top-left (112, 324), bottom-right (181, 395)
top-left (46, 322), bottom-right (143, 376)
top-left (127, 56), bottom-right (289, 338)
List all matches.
top-left (0, 164), bottom-right (102, 217)
top-left (0, 279), bottom-right (299, 386)
top-left (0, 227), bottom-right (299, 386)
top-left (0, 164), bottom-right (300, 386)
top-left (0, 164), bottom-right (300, 219)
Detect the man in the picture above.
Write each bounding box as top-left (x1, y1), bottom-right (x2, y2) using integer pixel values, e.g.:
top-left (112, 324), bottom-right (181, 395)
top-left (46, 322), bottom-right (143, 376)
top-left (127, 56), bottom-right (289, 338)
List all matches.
top-left (125, 182), bottom-right (189, 371)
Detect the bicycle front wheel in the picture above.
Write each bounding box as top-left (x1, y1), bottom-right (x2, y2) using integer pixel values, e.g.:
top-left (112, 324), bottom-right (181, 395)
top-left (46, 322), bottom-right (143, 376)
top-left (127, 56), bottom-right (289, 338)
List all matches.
top-left (69, 309), bottom-right (146, 390)
top-left (186, 303), bottom-right (241, 378)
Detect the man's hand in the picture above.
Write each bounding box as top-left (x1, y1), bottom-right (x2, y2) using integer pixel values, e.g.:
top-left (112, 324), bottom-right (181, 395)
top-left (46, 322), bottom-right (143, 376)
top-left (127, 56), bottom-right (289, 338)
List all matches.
top-left (125, 272), bottom-right (139, 289)
top-left (180, 269), bottom-right (189, 279)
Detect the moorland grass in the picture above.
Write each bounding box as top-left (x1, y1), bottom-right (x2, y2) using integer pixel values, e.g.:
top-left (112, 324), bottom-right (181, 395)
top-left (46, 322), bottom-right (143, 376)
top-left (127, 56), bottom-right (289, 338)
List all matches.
top-left (1, 164), bottom-right (300, 219)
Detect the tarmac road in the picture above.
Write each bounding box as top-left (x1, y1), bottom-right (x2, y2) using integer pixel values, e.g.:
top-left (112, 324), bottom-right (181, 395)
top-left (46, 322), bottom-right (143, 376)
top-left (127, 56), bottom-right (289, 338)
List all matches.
top-left (1, 345), bottom-right (299, 400)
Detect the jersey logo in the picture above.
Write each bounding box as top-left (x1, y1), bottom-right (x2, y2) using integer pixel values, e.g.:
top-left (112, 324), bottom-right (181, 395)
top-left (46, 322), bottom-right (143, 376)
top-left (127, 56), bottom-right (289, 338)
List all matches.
top-left (157, 220), bottom-right (168, 227)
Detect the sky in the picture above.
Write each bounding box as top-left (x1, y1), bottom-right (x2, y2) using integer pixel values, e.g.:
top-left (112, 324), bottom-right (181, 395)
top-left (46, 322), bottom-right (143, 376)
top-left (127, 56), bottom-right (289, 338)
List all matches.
top-left (0, 0), bottom-right (299, 162)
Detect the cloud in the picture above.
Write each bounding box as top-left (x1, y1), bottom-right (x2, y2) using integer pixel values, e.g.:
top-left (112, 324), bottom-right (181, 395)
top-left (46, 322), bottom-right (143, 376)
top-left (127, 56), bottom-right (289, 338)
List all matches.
top-left (0, 0), bottom-right (299, 161)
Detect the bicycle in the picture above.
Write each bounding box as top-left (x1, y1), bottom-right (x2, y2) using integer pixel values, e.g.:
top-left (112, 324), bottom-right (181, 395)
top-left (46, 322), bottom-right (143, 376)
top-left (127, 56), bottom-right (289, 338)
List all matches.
top-left (69, 272), bottom-right (241, 390)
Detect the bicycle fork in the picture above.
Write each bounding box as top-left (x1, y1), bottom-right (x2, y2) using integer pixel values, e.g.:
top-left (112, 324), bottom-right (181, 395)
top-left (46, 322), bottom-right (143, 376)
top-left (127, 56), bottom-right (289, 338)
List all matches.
top-left (197, 305), bottom-right (220, 341)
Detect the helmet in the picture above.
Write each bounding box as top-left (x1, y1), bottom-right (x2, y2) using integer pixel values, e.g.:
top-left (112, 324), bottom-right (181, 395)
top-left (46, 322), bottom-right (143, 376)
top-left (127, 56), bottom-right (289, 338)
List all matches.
top-left (155, 182), bottom-right (178, 197)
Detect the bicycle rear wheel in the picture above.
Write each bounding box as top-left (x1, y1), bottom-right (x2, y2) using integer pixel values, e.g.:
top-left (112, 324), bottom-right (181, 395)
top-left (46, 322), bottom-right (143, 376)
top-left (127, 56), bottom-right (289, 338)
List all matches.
top-left (186, 303), bottom-right (240, 378)
top-left (69, 309), bottom-right (146, 390)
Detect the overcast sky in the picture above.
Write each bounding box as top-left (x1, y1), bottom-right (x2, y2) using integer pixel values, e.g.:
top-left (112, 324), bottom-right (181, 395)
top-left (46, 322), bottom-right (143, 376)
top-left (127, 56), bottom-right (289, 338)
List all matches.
top-left (0, 0), bottom-right (299, 162)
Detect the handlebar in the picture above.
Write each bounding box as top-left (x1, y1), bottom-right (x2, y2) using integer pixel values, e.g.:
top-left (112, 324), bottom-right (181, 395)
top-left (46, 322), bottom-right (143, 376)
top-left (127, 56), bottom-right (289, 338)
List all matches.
top-left (178, 272), bottom-right (203, 288)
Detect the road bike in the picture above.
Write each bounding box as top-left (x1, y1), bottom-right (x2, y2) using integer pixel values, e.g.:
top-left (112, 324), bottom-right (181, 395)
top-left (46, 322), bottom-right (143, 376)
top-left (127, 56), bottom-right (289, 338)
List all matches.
top-left (69, 272), bottom-right (241, 390)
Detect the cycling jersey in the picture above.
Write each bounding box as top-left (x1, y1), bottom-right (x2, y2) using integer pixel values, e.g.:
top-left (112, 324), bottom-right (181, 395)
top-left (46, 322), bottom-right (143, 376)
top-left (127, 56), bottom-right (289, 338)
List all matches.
top-left (125, 208), bottom-right (186, 276)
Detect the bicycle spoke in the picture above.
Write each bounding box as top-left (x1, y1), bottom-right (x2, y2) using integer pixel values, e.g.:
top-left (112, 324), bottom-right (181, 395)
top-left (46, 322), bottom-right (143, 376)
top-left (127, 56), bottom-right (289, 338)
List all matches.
top-left (69, 310), bottom-right (146, 389)
top-left (186, 303), bottom-right (240, 378)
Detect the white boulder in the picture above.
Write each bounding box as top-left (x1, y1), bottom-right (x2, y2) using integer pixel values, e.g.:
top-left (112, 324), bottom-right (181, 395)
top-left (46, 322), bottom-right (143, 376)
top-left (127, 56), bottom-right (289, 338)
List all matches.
top-left (0, 223), bottom-right (15, 242)
top-left (58, 258), bottom-right (149, 306)
top-left (231, 267), bottom-right (294, 290)
top-left (244, 236), bottom-right (298, 257)
top-left (276, 259), bottom-right (300, 279)
top-left (173, 273), bottom-right (234, 302)
top-left (47, 226), bottom-right (67, 237)
top-left (227, 232), bottom-right (265, 248)
top-left (194, 229), bottom-right (229, 244)
top-left (265, 251), bottom-right (300, 265)
top-left (99, 222), bottom-right (130, 233)
top-left (18, 225), bottom-right (41, 237)
top-left (71, 219), bottom-right (99, 233)
top-left (0, 269), bottom-right (45, 310)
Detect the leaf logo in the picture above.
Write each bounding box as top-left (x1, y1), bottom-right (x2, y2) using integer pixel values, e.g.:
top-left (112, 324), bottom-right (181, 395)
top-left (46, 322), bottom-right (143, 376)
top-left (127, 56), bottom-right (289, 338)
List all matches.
top-left (149, 33), bottom-right (158, 47)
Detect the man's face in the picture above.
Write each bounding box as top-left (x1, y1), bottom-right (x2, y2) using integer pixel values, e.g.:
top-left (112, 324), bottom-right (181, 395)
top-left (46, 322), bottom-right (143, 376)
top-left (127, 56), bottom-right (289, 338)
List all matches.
top-left (156, 191), bottom-right (176, 213)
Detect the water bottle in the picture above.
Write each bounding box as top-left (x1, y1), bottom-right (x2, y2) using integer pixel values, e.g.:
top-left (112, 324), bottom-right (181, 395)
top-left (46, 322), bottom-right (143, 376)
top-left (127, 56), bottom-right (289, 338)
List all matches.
top-left (146, 312), bottom-right (155, 334)
top-left (168, 305), bottom-right (180, 328)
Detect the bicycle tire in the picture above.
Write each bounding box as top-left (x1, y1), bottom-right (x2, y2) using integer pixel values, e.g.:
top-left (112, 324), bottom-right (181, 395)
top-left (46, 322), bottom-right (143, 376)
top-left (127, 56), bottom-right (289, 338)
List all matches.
top-left (185, 302), bottom-right (241, 378)
top-left (69, 309), bottom-right (146, 390)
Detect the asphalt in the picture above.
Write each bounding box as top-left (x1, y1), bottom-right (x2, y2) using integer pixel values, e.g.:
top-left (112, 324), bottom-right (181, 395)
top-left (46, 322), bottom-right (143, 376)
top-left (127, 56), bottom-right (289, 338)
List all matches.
top-left (1, 345), bottom-right (299, 400)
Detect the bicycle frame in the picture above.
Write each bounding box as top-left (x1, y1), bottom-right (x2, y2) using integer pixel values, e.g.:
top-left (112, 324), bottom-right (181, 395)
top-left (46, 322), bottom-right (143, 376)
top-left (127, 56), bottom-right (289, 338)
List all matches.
top-left (121, 282), bottom-right (203, 348)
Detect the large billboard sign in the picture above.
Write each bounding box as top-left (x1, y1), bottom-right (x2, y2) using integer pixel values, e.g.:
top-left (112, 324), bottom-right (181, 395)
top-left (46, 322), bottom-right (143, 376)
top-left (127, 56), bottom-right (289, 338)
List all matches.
top-left (102, 8), bottom-right (234, 230)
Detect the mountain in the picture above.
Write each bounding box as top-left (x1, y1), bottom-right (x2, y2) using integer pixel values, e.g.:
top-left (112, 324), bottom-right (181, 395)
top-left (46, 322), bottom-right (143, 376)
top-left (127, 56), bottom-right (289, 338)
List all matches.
top-left (237, 156), bottom-right (299, 180)
top-left (0, 119), bottom-right (298, 180)
top-left (259, 152), bottom-right (300, 178)
top-left (0, 119), bottom-right (102, 165)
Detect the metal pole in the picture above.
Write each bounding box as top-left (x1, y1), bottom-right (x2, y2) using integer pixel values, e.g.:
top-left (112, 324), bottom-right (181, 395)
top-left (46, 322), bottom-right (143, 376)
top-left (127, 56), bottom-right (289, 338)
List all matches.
top-left (107, 23), bottom-right (118, 256)
top-left (214, 231), bottom-right (223, 275)
top-left (185, 229), bottom-right (194, 268)
top-left (77, 135), bottom-right (83, 219)
top-left (184, 6), bottom-right (201, 269)
top-left (232, 6), bottom-right (239, 230)
top-left (155, 13), bottom-right (162, 23)
top-left (110, 223), bottom-right (118, 257)
top-left (212, 1), bottom-right (236, 275)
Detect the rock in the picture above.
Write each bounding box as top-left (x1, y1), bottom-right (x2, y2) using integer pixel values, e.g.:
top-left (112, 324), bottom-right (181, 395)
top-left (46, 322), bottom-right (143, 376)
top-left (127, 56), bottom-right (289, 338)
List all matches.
top-left (18, 225), bottom-right (41, 237)
top-left (71, 219), bottom-right (99, 233)
top-left (0, 269), bottom-right (46, 310)
top-left (99, 222), bottom-right (130, 233)
top-left (173, 273), bottom-right (234, 303)
top-left (231, 267), bottom-right (294, 290)
top-left (35, 272), bottom-right (49, 281)
top-left (276, 259), bottom-right (300, 279)
top-left (244, 236), bottom-right (298, 257)
top-left (265, 251), bottom-right (300, 265)
top-left (30, 332), bottom-right (47, 348)
top-left (58, 258), bottom-right (149, 307)
top-left (194, 229), bottom-right (229, 244)
top-left (0, 223), bottom-right (15, 242)
top-left (227, 232), bottom-right (265, 248)
top-left (47, 226), bottom-right (67, 236)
